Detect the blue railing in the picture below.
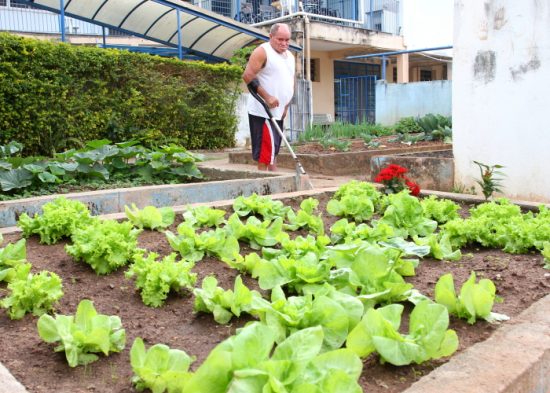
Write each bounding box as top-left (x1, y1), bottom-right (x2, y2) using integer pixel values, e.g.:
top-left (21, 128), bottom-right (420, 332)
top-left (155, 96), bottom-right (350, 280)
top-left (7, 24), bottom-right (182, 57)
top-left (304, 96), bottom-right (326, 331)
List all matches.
top-left (0, 5), bottom-right (106, 35)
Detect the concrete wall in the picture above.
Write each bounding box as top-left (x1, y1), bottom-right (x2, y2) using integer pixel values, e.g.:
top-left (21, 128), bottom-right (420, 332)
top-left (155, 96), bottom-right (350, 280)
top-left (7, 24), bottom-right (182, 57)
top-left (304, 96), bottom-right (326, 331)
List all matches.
top-left (375, 79), bottom-right (452, 125)
top-left (453, 0), bottom-right (550, 202)
top-left (311, 50), bottom-right (335, 116)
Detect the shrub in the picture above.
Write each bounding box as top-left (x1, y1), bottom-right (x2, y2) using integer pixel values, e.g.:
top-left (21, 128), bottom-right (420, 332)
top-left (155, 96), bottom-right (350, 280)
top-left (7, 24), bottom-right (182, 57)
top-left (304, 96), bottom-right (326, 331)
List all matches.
top-left (0, 33), bottom-right (242, 156)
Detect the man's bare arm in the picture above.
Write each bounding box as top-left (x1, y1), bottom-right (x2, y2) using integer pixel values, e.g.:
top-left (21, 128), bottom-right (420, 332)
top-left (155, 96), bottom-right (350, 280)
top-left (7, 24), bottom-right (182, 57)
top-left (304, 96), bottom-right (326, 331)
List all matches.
top-left (242, 47), bottom-right (279, 109)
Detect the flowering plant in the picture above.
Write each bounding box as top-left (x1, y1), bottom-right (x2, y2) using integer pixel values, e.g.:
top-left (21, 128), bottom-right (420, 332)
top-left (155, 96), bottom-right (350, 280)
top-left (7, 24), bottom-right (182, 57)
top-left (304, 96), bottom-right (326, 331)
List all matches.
top-left (374, 164), bottom-right (420, 196)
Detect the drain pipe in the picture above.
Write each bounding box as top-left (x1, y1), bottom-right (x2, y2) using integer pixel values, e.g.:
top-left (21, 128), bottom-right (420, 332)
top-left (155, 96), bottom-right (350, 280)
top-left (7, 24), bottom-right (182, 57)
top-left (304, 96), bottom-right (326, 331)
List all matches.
top-left (303, 12), bottom-right (313, 130)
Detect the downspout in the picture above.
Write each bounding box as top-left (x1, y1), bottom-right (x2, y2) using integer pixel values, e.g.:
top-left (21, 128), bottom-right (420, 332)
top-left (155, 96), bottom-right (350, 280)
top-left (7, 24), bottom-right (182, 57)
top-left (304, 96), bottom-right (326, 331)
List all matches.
top-left (303, 12), bottom-right (312, 129)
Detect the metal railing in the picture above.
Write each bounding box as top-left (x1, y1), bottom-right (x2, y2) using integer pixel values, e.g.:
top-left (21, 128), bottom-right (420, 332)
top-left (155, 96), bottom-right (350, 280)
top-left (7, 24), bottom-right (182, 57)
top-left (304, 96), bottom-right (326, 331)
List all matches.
top-left (0, 4), bottom-right (104, 35)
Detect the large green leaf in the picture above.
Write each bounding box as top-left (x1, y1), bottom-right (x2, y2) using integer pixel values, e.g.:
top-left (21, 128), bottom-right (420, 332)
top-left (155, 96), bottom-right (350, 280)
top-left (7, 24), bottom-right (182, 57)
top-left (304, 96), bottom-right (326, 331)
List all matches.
top-left (0, 168), bottom-right (33, 191)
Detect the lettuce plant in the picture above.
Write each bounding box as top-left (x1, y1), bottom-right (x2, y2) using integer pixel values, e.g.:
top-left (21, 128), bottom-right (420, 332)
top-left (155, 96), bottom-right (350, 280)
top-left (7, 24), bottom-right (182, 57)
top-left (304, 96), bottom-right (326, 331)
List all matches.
top-left (130, 338), bottom-right (195, 393)
top-left (262, 234), bottom-right (330, 260)
top-left (65, 219), bottom-right (142, 274)
top-left (166, 223), bottom-right (239, 263)
top-left (37, 299), bottom-right (126, 367)
top-left (414, 233), bottom-right (462, 261)
top-left (285, 197), bottom-right (324, 235)
top-left (0, 236), bottom-right (26, 282)
top-left (346, 301), bottom-right (458, 366)
top-left (329, 218), bottom-right (394, 244)
top-left (182, 323), bottom-right (363, 393)
top-left (232, 193), bottom-right (290, 220)
top-left (193, 275), bottom-right (268, 324)
top-left (125, 204), bottom-right (175, 230)
top-left (377, 191), bottom-right (437, 238)
top-left (435, 271), bottom-right (508, 324)
top-left (420, 195), bottom-right (460, 224)
top-left (126, 251), bottom-right (197, 307)
top-left (0, 263), bottom-right (63, 319)
top-left (543, 242), bottom-right (550, 269)
top-left (225, 213), bottom-right (285, 250)
top-left (17, 197), bottom-right (92, 244)
top-left (182, 205), bottom-right (226, 228)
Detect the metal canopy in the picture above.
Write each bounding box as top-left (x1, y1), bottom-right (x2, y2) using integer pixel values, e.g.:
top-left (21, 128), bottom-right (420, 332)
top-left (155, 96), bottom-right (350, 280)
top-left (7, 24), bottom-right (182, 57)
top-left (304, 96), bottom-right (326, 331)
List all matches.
top-left (27, 0), bottom-right (301, 62)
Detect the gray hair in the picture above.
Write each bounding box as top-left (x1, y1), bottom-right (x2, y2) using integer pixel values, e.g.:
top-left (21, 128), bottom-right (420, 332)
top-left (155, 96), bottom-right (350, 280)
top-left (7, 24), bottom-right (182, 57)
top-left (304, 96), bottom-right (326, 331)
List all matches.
top-left (270, 23), bottom-right (291, 35)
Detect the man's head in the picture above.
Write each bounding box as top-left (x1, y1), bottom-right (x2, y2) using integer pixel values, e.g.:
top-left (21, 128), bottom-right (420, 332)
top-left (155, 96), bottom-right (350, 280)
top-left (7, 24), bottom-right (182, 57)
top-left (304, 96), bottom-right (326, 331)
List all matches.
top-left (269, 23), bottom-right (291, 54)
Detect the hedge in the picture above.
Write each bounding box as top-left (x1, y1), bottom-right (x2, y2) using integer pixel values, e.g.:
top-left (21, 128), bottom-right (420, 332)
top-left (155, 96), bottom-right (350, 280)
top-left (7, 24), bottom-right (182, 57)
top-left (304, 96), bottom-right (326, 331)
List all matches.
top-left (0, 33), bottom-right (243, 156)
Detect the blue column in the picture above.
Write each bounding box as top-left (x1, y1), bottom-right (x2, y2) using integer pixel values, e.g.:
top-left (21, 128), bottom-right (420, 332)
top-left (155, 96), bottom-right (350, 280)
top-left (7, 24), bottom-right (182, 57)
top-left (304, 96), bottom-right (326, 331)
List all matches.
top-left (176, 9), bottom-right (183, 60)
top-left (381, 56), bottom-right (387, 81)
top-left (102, 27), bottom-right (106, 47)
top-left (59, 0), bottom-right (66, 42)
top-left (369, 0), bottom-right (373, 29)
top-left (236, 0), bottom-right (241, 21)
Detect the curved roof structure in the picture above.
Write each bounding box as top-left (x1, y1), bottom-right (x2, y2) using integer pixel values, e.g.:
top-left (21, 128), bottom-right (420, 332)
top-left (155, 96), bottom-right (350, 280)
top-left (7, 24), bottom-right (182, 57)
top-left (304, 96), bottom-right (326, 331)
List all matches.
top-left (27, 0), bottom-right (301, 62)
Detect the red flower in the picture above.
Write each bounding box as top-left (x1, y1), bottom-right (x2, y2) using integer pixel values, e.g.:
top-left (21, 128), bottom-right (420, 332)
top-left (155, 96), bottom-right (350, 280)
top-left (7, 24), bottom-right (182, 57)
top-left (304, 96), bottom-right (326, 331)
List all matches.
top-left (406, 179), bottom-right (421, 196)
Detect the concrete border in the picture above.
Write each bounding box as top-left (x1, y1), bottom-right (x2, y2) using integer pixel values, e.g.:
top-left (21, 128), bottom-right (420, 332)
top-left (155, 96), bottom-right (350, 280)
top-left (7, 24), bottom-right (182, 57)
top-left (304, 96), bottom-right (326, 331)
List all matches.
top-left (229, 144), bottom-right (450, 176)
top-left (0, 169), bottom-right (298, 228)
top-left (1, 187), bottom-right (549, 392)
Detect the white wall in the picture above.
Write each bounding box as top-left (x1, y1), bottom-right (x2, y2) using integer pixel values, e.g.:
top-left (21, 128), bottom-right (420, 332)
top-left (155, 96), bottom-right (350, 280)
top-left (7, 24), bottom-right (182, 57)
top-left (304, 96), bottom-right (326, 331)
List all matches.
top-left (376, 80), bottom-right (451, 125)
top-left (453, 0), bottom-right (550, 202)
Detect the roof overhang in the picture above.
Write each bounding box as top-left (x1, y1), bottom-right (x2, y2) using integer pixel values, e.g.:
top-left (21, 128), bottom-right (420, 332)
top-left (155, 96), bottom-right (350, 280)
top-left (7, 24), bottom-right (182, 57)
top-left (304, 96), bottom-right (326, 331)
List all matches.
top-left (25, 0), bottom-right (301, 62)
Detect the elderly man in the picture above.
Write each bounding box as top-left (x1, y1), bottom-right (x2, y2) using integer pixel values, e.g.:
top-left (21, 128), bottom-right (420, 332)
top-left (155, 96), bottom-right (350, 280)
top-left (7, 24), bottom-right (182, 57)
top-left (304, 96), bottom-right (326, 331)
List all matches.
top-left (242, 23), bottom-right (295, 171)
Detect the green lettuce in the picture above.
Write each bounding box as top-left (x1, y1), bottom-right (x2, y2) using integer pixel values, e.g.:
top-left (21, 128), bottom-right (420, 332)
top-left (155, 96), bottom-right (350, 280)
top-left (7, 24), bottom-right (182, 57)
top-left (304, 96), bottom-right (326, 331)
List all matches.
top-left (166, 223), bottom-right (239, 263)
top-left (183, 323), bottom-right (363, 393)
top-left (126, 251), bottom-right (197, 307)
top-left (346, 301), bottom-right (458, 365)
top-left (125, 204), bottom-right (175, 230)
top-left (329, 218), bottom-right (395, 244)
top-left (0, 237), bottom-right (26, 282)
top-left (420, 195), bottom-right (460, 224)
top-left (232, 193), bottom-right (290, 220)
top-left (413, 233), bottom-right (462, 261)
top-left (130, 337), bottom-right (195, 393)
top-left (37, 299), bottom-right (126, 367)
top-left (182, 205), bottom-right (226, 228)
top-left (434, 271), bottom-right (508, 324)
top-left (65, 219), bottom-right (142, 274)
top-left (17, 197), bottom-right (92, 244)
top-left (377, 191), bottom-right (437, 238)
top-left (0, 263), bottom-right (63, 319)
top-left (193, 275), bottom-right (268, 324)
top-left (285, 198), bottom-right (325, 235)
top-left (226, 214), bottom-right (285, 250)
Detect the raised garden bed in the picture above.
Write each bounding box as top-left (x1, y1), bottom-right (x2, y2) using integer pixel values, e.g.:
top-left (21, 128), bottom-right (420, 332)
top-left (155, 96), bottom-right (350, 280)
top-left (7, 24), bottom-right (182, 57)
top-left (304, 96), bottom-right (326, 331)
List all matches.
top-left (229, 137), bottom-right (451, 176)
top-left (0, 189), bottom-right (549, 393)
top-left (371, 149), bottom-right (454, 192)
top-left (0, 167), bottom-right (297, 229)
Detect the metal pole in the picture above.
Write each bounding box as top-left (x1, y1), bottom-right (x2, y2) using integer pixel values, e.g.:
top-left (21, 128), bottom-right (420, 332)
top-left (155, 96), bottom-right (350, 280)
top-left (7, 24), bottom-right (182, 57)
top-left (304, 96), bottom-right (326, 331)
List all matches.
top-left (102, 26), bottom-right (107, 47)
top-left (236, 0), bottom-right (241, 21)
top-left (369, 0), bottom-right (373, 30)
top-left (59, 0), bottom-right (66, 42)
top-left (176, 9), bottom-right (183, 59)
top-left (381, 56), bottom-right (387, 81)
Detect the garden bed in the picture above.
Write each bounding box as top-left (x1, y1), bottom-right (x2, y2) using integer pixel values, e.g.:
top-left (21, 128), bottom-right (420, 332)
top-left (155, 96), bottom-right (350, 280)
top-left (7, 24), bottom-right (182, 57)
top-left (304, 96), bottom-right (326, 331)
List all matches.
top-left (0, 191), bottom-right (549, 393)
top-left (229, 137), bottom-right (450, 176)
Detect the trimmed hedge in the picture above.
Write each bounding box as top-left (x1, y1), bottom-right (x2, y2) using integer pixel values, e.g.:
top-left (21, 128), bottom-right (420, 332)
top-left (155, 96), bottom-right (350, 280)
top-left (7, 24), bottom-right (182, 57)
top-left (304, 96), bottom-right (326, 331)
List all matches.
top-left (0, 33), bottom-right (242, 156)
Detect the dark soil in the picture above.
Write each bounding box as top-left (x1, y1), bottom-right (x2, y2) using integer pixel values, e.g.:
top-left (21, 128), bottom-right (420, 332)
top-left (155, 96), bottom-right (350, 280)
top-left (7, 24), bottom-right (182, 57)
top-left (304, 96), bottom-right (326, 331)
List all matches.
top-left (0, 193), bottom-right (549, 393)
top-left (290, 135), bottom-right (450, 155)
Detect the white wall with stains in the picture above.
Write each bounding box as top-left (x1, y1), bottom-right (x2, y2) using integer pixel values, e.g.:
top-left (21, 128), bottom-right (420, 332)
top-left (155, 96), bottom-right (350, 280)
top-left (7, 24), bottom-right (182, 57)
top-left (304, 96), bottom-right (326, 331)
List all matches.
top-left (453, 0), bottom-right (550, 202)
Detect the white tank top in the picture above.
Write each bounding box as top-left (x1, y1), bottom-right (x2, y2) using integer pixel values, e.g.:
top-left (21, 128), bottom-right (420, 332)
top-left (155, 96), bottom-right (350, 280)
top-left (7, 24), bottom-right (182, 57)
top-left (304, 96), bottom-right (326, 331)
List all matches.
top-left (247, 42), bottom-right (295, 120)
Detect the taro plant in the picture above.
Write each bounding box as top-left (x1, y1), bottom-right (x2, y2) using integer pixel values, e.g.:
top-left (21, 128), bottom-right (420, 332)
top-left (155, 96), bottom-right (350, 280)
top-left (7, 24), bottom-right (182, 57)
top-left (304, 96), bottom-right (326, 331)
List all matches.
top-left (37, 299), bottom-right (126, 367)
top-left (473, 160), bottom-right (505, 200)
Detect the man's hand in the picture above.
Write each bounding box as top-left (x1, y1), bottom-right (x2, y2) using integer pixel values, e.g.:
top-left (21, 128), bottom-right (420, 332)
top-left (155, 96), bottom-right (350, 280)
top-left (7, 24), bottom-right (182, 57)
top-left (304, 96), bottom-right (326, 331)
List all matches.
top-left (265, 95), bottom-right (279, 109)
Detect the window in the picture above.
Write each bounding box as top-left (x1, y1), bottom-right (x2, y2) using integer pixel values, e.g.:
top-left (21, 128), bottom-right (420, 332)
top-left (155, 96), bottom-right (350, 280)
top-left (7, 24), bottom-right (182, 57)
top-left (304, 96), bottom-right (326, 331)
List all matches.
top-left (420, 69), bottom-right (433, 81)
top-left (10, 0), bottom-right (31, 8)
top-left (309, 58), bottom-right (320, 82)
top-left (442, 64), bottom-right (448, 80)
top-left (0, 0), bottom-right (7, 6)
